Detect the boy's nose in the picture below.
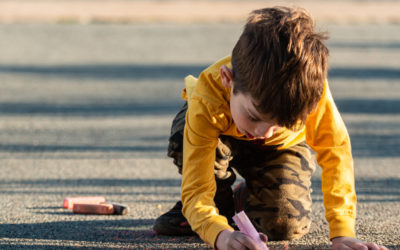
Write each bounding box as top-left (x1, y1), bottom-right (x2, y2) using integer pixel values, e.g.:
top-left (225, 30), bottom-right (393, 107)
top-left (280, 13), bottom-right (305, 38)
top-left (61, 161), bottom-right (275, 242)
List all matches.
top-left (255, 125), bottom-right (276, 139)
top-left (263, 127), bottom-right (276, 138)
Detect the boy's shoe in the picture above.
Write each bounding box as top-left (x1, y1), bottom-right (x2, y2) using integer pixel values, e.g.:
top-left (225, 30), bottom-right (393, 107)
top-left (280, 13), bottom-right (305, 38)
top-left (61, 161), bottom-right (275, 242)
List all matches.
top-left (153, 181), bottom-right (244, 237)
top-left (154, 174), bottom-right (236, 236)
top-left (153, 195), bottom-right (235, 236)
top-left (153, 201), bottom-right (196, 236)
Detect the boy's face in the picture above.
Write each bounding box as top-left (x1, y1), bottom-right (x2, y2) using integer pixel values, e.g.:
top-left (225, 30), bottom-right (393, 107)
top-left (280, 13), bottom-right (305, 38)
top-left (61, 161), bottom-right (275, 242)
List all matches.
top-left (220, 66), bottom-right (281, 139)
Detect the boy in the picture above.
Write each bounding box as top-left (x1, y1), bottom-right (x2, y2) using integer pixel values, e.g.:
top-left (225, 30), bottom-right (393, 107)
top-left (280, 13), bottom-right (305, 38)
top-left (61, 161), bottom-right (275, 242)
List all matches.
top-left (154, 7), bottom-right (388, 250)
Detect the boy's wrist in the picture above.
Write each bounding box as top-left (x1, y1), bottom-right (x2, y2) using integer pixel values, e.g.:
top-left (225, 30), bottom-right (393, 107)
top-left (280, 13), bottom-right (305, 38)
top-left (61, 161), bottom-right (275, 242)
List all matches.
top-left (215, 229), bottom-right (234, 250)
top-left (327, 214), bottom-right (356, 239)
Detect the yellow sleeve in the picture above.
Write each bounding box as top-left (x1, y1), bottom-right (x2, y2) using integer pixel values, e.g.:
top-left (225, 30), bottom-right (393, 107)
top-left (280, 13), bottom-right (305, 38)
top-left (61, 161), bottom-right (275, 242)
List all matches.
top-left (305, 81), bottom-right (357, 239)
top-left (181, 96), bottom-right (233, 246)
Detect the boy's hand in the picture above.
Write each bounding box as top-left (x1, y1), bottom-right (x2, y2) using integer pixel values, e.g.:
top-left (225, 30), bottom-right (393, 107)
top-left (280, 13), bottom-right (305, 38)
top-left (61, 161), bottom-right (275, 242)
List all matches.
top-left (332, 236), bottom-right (389, 250)
top-left (216, 229), bottom-right (268, 250)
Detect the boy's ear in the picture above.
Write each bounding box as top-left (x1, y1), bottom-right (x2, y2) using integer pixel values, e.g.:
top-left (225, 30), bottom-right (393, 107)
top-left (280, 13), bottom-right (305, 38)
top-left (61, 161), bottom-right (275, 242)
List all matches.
top-left (220, 65), bottom-right (233, 88)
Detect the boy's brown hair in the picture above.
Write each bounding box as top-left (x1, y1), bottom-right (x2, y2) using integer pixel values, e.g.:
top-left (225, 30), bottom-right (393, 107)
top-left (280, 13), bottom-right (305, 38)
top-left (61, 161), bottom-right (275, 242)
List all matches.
top-left (231, 7), bottom-right (329, 129)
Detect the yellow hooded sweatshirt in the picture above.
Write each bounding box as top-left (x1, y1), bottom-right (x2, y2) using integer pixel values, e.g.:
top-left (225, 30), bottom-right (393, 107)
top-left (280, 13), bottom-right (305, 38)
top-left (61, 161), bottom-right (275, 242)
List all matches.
top-left (181, 56), bottom-right (356, 246)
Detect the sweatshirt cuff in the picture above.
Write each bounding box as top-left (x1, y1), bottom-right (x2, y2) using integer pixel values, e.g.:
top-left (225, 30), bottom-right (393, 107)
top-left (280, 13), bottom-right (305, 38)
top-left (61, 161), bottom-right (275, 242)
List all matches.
top-left (328, 214), bottom-right (356, 239)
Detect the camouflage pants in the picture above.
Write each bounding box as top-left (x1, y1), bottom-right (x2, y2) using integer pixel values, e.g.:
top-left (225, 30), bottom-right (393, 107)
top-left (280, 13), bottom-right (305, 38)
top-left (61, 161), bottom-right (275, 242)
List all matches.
top-left (168, 103), bottom-right (316, 241)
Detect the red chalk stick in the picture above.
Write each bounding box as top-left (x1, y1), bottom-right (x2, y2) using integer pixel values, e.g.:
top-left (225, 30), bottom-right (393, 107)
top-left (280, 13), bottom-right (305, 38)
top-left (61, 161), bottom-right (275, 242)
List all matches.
top-left (73, 203), bottom-right (114, 215)
top-left (63, 196), bottom-right (106, 209)
top-left (72, 203), bottom-right (129, 215)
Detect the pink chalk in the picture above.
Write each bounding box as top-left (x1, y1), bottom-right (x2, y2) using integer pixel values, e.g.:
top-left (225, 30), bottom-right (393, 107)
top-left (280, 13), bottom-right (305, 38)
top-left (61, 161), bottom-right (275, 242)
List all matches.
top-left (63, 196), bottom-right (106, 209)
top-left (233, 211), bottom-right (269, 250)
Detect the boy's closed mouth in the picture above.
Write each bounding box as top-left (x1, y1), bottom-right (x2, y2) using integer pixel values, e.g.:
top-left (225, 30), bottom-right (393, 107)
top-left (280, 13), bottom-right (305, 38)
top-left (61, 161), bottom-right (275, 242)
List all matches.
top-left (244, 131), bottom-right (255, 139)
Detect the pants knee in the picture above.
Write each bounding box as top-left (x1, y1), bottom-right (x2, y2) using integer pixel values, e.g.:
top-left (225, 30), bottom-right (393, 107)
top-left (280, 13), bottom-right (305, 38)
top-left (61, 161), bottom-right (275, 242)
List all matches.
top-left (255, 213), bottom-right (311, 241)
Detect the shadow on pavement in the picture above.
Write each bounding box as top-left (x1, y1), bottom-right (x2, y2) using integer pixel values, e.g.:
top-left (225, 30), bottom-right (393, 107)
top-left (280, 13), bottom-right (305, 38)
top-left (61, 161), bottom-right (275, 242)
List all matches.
top-left (0, 64), bottom-right (206, 81)
top-left (350, 134), bottom-right (400, 157)
top-left (0, 144), bottom-right (167, 153)
top-left (0, 218), bottom-right (397, 250)
top-left (0, 178), bottom-right (181, 187)
top-left (336, 99), bottom-right (400, 114)
top-left (0, 101), bottom-right (183, 116)
top-left (0, 218), bottom-right (333, 249)
top-left (329, 67), bottom-right (400, 80)
top-left (1, 177), bottom-right (399, 203)
top-left (0, 219), bottom-right (209, 249)
top-left (311, 178), bottom-right (400, 203)
top-left (0, 98), bottom-right (399, 117)
top-left (1, 135), bottom-right (399, 157)
top-left (1, 64), bottom-right (400, 80)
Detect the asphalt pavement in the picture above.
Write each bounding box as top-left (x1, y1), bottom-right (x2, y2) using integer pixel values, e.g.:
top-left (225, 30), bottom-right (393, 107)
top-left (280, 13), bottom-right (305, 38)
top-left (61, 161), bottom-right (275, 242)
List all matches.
top-left (0, 22), bottom-right (399, 249)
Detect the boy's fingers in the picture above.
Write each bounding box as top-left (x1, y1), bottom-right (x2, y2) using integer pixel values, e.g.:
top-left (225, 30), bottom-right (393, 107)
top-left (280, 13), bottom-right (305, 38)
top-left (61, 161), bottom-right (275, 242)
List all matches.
top-left (235, 233), bottom-right (260, 250)
top-left (351, 243), bottom-right (368, 250)
top-left (338, 245), bottom-right (353, 250)
top-left (364, 242), bottom-right (380, 250)
top-left (231, 239), bottom-right (248, 250)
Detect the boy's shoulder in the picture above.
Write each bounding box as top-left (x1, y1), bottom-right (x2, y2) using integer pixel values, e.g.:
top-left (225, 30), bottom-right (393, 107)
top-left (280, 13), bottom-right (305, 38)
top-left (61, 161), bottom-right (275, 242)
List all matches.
top-left (194, 56), bottom-right (232, 103)
top-left (185, 56), bottom-right (232, 115)
top-left (201, 55), bottom-right (232, 79)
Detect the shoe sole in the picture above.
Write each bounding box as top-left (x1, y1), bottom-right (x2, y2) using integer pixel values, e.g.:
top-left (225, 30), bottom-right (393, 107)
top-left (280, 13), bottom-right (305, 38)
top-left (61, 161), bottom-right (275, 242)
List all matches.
top-left (153, 218), bottom-right (197, 236)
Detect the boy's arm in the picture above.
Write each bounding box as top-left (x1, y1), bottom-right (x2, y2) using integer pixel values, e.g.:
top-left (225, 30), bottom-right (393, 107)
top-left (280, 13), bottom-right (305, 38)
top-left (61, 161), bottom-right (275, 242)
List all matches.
top-left (181, 96), bottom-right (233, 246)
top-left (305, 81), bottom-right (357, 239)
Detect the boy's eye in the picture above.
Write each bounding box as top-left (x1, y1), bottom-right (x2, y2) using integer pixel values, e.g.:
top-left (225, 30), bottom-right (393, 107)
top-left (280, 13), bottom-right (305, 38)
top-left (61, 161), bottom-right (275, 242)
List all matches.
top-left (248, 115), bottom-right (259, 122)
